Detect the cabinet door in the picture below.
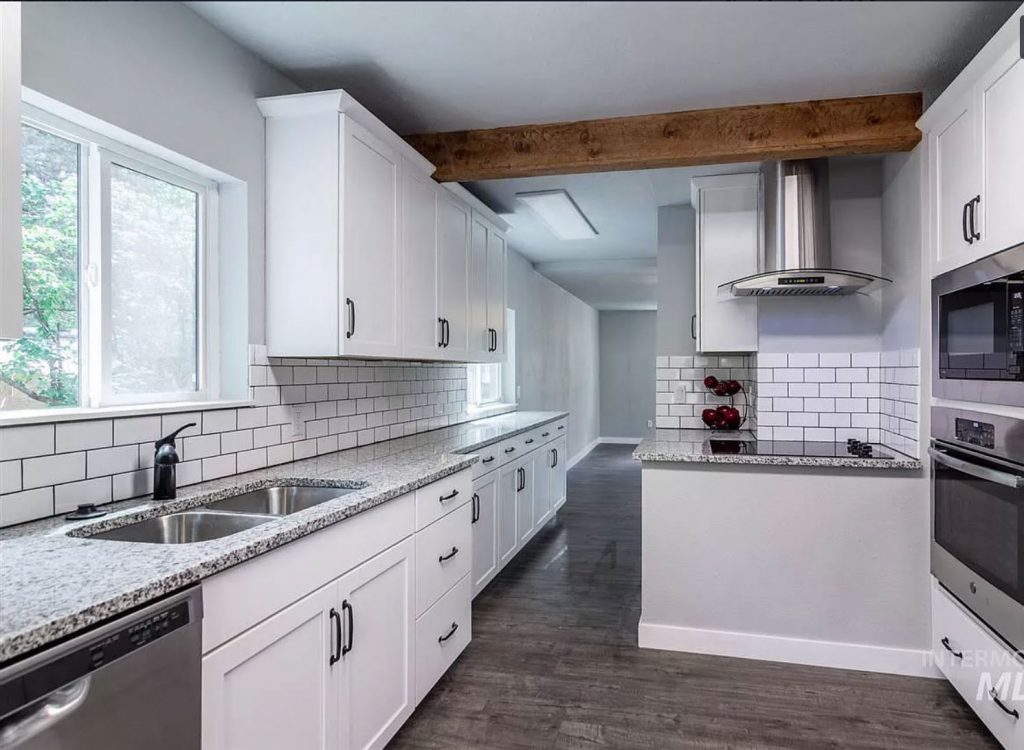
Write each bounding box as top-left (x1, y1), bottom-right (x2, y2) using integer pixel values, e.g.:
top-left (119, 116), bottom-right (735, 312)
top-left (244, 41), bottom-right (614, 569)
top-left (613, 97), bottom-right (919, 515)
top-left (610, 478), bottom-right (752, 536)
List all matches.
top-left (551, 436), bottom-right (568, 512)
top-left (929, 98), bottom-right (982, 273)
top-left (401, 166), bottom-right (439, 359)
top-left (532, 449), bottom-right (552, 529)
top-left (486, 227), bottom-right (507, 360)
top-left (980, 45), bottom-right (1024, 255)
top-left (468, 216), bottom-right (491, 360)
top-left (438, 192), bottom-right (470, 359)
top-left (694, 176), bottom-right (758, 353)
top-left (340, 116), bottom-right (402, 357)
top-left (497, 463), bottom-right (519, 566)
top-left (202, 585), bottom-right (339, 750)
top-left (337, 538), bottom-right (414, 750)
top-left (471, 473), bottom-right (498, 597)
top-left (0, 2), bottom-right (21, 341)
top-left (516, 458), bottom-right (535, 545)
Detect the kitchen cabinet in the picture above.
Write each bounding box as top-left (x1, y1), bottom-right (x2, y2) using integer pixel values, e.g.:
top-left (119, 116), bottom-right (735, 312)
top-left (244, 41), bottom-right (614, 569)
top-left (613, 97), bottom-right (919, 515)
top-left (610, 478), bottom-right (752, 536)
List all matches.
top-left (691, 174), bottom-right (759, 353)
top-left (202, 538), bottom-right (413, 750)
top-left (401, 165), bottom-right (440, 360)
top-left (436, 190), bottom-right (471, 359)
top-left (921, 7), bottom-right (1024, 277)
top-left (497, 461), bottom-right (519, 566)
top-left (260, 90), bottom-right (431, 358)
top-left (471, 472), bottom-right (498, 596)
top-left (550, 436), bottom-right (568, 512)
top-left (485, 221), bottom-right (508, 359)
top-left (0, 1), bottom-right (21, 341)
top-left (531, 448), bottom-right (552, 529)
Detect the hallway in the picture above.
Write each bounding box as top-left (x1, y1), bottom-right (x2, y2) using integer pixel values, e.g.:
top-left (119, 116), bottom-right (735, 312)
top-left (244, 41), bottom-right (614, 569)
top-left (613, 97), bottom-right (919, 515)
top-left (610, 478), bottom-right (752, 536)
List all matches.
top-left (388, 444), bottom-right (996, 749)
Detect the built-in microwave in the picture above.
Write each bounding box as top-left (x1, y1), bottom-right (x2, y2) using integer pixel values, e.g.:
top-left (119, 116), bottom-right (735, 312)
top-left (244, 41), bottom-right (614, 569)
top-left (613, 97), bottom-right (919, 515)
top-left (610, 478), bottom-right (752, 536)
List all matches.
top-left (933, 243), bottom-right (1024, 407)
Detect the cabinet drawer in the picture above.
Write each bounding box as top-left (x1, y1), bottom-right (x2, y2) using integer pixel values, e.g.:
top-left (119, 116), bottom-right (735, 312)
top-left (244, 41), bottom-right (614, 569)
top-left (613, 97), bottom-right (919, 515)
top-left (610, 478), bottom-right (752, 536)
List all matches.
top-left (932, 581), bottom-right (1024, 749)
top-left (415, 469), bottom-right (471, 530)
top-left (471, 443), bottom-right (502, 479)
top-left (519, 428), bottom-right (545, 452)
top-left (415, 573), bottom-right (471, 704)
top-left (495, 437), bottom-right (522, 468)
top-left (415, 502), bottom-right (472, 615)
top-left (534, 423), bottom-right (558, 446)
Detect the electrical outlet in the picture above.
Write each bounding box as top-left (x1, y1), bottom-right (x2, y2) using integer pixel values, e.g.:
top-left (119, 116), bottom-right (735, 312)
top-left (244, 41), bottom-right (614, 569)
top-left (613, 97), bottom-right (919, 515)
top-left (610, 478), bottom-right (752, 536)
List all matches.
top-left (287, 412), bottom-right (305, 440)
top-left (673, 382), bottom-right (690, 403)
top-left (647, 419), bottom-right (653, 428)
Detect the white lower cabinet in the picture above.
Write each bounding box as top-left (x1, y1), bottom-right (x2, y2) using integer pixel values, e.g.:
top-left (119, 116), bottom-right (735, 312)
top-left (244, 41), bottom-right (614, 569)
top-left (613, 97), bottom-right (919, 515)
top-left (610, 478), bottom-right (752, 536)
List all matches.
top-left (551, 436), bottom-right (567, 512)
top-left (497, 462), bottom-right (519, 567)
top-left (531, 449), bottom-right (552, 529)
top-left (516, 458), bottom-right (535, 545)
top-left (202, 538), bottom-right (413, 750)
top-left (470, 472), bottom-right (498, 597)
top-left (415, 573), bottom-right (472, 704)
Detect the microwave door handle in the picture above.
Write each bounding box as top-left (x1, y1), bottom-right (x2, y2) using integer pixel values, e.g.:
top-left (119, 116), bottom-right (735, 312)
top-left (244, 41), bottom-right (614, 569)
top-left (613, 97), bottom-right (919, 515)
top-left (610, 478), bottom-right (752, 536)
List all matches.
top-left (928, 447), bottom-right (1024, 489)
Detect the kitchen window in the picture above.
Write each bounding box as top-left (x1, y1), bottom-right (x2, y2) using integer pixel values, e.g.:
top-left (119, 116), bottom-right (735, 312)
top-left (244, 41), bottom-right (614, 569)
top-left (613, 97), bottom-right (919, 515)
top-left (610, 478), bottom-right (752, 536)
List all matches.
top-left (0, 111), bottom-right (218, 414)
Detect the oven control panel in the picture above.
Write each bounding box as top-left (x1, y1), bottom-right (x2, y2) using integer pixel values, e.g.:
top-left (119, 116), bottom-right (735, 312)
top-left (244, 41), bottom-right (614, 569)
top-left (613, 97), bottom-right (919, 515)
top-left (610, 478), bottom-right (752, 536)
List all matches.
top-left (954, 417), bottom-right (995, 450)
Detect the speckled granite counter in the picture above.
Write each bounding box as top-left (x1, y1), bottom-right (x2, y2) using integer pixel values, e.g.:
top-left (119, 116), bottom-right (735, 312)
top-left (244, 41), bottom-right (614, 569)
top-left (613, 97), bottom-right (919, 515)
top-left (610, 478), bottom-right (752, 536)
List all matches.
top-left (633, 429), bottom-right (922, 470)
top-left (0, 410), bottom-right (566, 664)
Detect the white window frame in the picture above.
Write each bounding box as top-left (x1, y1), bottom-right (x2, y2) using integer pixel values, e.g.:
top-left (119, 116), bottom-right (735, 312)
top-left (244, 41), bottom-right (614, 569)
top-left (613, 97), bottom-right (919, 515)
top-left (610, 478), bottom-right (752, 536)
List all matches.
top-left (15, 105), bottom-right (219, 410)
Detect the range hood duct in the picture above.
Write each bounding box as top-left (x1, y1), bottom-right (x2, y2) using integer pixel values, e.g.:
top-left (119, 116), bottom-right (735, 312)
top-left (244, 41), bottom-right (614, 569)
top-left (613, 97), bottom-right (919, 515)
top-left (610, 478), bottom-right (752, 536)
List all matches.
top-left (721, 159), bottom-right (891, 297)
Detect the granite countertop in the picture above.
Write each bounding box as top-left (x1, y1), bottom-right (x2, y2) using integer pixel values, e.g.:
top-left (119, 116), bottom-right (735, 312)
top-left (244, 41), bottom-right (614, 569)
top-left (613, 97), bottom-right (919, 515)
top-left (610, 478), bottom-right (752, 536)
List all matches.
top-left (633, 429), bottom-right (922, 470)
top-left (0, 410), bottom-right (567, 664)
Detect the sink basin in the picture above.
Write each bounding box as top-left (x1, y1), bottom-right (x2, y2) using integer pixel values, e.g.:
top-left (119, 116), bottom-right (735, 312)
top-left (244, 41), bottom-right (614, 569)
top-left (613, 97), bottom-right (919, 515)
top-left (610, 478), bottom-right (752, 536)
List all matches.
top-left (203, 485), bottom-right (356, 516)
top-left (89, 511), bottom-right (273, 544)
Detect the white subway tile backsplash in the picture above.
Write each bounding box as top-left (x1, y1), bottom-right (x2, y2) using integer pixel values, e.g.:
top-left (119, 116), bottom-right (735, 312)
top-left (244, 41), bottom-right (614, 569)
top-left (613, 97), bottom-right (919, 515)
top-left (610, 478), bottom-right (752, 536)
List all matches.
top-left (819, 353), bottom-right (851, 367)
top-left (236, 448), bottom-right (268, 473)
top-left (0, 424), bottom-right (54, 460)
top-left (819, 383), bottom-right (851, 398)
top-left (0, 461), bottom-right (21, 494)
top-left (0, 488), bottom-right (53, 526)
top-left (819, 412), bottom-right (851, 428)
top-left (56, 420), bottom-right (112, 453)
top-left (87, 445), bottom-right (140, 478)
top-left (202, 454), bottom-right (236, 481)
top-left (23, 453), bottom-right (86, 489)
top-left (114, 416), bottom-right (162, 445)
top-left (221, 429), bottom-right (254, 454)
top-left (804, 427), bottom-right (836, 441)
top-left (757, 353), bottom-right (788, 368)
top-left (55, 477), bottom-right (112, 514)
top-left (851, 352), bottom-right (881, 368)
top-left (804, 368), bottom-right (836, 383)
top-left (773, 368), bottom-right (803, 383)
top-left (788, 412), bottom-right (819, 427)
top-left (788, 383), bottom-right (819, 398)
top-left (787, 353), bottom-right (818, 368)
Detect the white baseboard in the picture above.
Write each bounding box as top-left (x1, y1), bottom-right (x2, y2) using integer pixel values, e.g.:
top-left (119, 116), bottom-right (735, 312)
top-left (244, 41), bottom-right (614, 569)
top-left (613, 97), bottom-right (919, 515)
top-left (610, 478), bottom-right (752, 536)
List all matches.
top-left (567, 438), bottom-right (601, 469)
top-left (637, 619), bottom-right (941, 679)
top-left (598, 437), bottom-right (643, 445)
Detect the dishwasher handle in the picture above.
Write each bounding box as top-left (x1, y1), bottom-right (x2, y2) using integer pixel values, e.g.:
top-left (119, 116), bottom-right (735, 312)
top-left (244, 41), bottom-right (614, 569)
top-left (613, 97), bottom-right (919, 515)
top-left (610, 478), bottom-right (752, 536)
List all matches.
top-left (0, 677), bottom-right (91, 748)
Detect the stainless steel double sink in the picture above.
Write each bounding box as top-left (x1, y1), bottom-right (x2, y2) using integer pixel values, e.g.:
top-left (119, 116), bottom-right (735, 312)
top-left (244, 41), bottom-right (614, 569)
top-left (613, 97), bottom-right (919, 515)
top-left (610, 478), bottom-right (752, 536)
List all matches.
top-left (88, 485), bottom-right (359, 545)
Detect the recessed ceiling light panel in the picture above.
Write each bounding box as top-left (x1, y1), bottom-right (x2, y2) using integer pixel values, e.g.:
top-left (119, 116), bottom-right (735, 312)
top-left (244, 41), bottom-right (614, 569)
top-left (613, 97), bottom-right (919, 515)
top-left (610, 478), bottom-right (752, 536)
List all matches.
top-left (515, 189), bottom-right (597, 240)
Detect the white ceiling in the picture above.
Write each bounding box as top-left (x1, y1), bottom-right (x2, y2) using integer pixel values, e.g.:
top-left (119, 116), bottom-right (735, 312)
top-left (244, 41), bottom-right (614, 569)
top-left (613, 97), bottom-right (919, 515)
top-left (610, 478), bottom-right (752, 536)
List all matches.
top-left (188, 1), bottom-right (1016, 134)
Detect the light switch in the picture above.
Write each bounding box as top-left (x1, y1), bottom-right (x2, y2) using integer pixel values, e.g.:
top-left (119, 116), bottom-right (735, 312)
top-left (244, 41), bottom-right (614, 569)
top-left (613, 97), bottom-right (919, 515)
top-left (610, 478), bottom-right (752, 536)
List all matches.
top-left (673, 383), bottom-right (690, 403)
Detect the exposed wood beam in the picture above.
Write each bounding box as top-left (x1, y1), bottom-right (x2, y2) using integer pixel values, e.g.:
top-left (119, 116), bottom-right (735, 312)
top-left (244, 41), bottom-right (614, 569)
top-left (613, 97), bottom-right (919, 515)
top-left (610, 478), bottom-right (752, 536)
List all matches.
top-left (406, 93), bottom-right (922, 182)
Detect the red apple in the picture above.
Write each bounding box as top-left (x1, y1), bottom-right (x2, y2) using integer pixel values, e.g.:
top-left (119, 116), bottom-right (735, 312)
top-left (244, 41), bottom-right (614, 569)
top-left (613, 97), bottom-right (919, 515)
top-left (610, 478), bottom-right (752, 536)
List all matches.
top-left (713, 383), bottom-right (730, 397)
top-left (714, 417), bottom-right (729, 429)
top-left (703, 375), bottom-right (718, 389)
top-left (701, 408), bottom-right (718, 426)
top-left (719, 406), bottom-right (740, 423)
top-left (725, 380), bottom-right (742, 395)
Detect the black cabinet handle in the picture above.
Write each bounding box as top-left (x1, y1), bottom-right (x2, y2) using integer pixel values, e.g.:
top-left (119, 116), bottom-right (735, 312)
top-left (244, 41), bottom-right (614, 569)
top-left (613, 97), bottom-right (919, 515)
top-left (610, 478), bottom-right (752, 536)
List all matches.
top-left (438, 546), bottom-right (459, 562)
top-left (438, 621), bottom-right (459, 644)
top-left (329, 607), bottom-right (342, 665)
top-left (541, 432), bottom-right (550, 437)
top-left (525, 438), bottom-right (534, 445)
top-left (558, 425), bottom-right (565, 430)
top-left (341, 599), bottom-right (353, 655)
top-left (962, 202), bottom-right (972, 244)
top-left (346, 298), bottom-right (355, 339)
top-left (940, 636), bottom-right (963, 660)
top-left (439, 488), bottom-right (459, 503)
top-left (444, 318), bottom-right (450, 347)
top-left (969, 195), bottom-right (981, 241)
top-left (438, 317), bottom-right (446, 347)
top-left (482, 456), bottom-right (495, 464)
top-left (504, 447), bottom-right (515, 454)
top-left (550, 448), bottom-right (556, 468)
top-left (691, 313), bottom-right (697, 340)
top-left (989, 688), bottom-right (1020, 719)
top-left (554, 448), bottom-right (559, 467)
top-left (471, 492), bottom-right (480, 523)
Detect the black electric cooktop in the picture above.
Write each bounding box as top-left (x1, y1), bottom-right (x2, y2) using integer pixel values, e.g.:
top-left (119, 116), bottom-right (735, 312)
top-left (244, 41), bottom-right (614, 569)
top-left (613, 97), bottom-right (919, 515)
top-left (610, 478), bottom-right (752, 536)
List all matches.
top-left (707, 439), bottom-right (896, 460)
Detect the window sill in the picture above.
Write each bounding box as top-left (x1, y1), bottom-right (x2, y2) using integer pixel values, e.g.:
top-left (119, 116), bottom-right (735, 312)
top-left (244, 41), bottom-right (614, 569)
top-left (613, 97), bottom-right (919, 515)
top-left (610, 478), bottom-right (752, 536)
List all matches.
top-left (465, 402), bottom-right (518, 420)
top-left (0, 398), bottom-right (256, 427)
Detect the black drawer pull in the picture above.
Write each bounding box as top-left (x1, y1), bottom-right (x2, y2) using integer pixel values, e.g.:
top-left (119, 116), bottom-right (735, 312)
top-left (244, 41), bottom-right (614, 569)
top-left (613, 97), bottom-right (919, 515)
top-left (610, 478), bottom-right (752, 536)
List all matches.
top-left (345, 298), bottom-right (355, 339)
top-left (438, 622), bottom-right (459, 643)
top-left (504, 447), bottom-right (515, 454)
top-left (940, 637), bottom-right (963, 660)
top-left (525, 438), bottom-right (534, 444)
top-left (439, 489), bottom-right (459, 503)
top-left (989, 688), bottom-right (1020, 719)
top-left (541, 432), bottom-right (550, 437)
top-left (471, 493), bottom-right (480, 523)
top-left (558, 425), bottom-right (565, 430)
top-left (341, 599), bottom-right (354, 655)
top-left (329, 607), bottom-right (341, 665)
top-left (438, 546), bottom-right (459, 562)
top-left (482, 456), bottom-right (495, 464)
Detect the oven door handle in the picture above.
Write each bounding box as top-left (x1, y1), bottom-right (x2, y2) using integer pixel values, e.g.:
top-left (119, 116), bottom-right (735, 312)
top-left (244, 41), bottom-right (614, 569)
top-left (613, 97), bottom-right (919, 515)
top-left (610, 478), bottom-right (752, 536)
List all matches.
top-left (928, 447), bottom-right (1024, 489)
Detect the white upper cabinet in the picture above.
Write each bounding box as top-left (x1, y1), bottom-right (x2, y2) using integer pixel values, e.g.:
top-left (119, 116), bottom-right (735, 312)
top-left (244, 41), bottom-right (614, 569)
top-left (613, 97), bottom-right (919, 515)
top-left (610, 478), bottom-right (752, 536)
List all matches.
top-left (486, 225), bottom-right (508, 359)
top-left (921, 7), bottom-right (1024, 276)
top-left (401, 165), bottom-right (440, 360)
top-left (0, 2), bottom-right (21, 341)
top-left (691, 173), bottom-right (759, 353)
top-left (436, 190), bottom-right (471, 359)
top-left (259, 90), bottom-right (433, 358)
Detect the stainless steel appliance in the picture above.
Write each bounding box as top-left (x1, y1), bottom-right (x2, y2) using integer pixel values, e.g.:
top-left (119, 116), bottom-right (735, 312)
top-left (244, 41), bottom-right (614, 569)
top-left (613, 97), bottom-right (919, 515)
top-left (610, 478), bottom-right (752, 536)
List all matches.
top-left (932, 242), bottom-right (1024, 407)
top-left (720, 159), bottom-right (891, 297)
top-left (930, 406), bottom-right (1024, 651)
top-left (0, 586), bottom-right (202, 749)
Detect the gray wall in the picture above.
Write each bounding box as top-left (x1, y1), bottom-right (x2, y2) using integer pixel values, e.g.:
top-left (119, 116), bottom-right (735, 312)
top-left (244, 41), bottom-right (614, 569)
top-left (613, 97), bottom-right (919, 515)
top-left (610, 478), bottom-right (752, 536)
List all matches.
top-left (508, 249), bottom-right (599, 461)
top-left (599, 311), bottom-right (655, 439)
top-left (656, 205), bottom-right (697, 356)
top-left (21, 1), bottom-right (300, 345)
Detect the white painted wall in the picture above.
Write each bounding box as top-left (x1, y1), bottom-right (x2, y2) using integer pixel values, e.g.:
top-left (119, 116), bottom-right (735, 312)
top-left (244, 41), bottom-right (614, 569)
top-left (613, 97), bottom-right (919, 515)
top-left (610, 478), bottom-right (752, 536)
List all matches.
top-left (656, 204), bottom-right (697, 356)
top-left (757, 158), bottom-right (885, 354)
top-left (21, 1), bottom-right (300, 345)
top-left (640, 462), bottom-right (934, 676)
top-left (507, 249), bottom-right (599, 461)
top-left (599, 311), bottom-right (655, 439)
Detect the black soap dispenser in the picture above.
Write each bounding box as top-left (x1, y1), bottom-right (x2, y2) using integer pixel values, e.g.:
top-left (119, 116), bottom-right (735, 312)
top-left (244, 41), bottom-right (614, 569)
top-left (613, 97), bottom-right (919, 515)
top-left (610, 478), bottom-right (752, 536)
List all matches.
top-left (153, 423), bottom-right (196, 500)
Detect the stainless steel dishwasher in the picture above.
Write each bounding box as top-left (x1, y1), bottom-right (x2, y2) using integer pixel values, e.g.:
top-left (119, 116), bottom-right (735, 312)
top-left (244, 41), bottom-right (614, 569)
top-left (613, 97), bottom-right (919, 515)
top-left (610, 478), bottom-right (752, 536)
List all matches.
top-left (0, 586), bottom-right (202, 749)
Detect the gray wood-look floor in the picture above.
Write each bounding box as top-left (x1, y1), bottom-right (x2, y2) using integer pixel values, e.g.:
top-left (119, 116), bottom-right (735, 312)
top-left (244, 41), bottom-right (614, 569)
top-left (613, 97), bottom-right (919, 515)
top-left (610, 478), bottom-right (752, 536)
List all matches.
top-left (388, 443), bottom-right (998, 749)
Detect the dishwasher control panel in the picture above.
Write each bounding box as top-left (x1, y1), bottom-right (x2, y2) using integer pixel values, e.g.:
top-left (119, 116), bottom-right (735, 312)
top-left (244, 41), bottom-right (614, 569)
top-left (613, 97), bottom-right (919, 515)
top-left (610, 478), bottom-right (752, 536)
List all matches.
top-left (89, 600), bottom-right (191, 669)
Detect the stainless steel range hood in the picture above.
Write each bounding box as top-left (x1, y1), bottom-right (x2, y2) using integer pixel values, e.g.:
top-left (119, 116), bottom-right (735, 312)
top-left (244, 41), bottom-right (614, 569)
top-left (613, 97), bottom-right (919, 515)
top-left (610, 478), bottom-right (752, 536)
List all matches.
top-left (720, 160), bottom-right (891, 297)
